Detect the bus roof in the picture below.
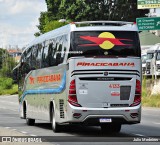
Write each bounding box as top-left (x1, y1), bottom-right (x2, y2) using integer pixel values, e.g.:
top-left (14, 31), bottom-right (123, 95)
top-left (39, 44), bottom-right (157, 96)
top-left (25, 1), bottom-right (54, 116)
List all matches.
top-left (24, 21), bottom-right (138, 52)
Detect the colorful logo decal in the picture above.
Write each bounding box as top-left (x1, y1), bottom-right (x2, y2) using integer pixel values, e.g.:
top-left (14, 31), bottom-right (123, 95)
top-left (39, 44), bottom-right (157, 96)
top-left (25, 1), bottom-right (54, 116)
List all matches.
top-left (109, 84), bottom-right (120, 88)
top-left (80, 32), bottom-right (133, 49)
top-left (29, 77), bottom-right (35, 84)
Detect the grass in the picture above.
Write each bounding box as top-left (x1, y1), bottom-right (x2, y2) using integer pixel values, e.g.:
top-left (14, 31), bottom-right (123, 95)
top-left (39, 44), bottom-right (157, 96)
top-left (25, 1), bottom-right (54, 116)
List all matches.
top-left (142, 77), bottom-right (160, 107)
top-left (142, 94), bottom-right (160, 107)
top-left (0, 84), bottom-right (18, 95)
top-left (0, 77), bottom-right (18, 95)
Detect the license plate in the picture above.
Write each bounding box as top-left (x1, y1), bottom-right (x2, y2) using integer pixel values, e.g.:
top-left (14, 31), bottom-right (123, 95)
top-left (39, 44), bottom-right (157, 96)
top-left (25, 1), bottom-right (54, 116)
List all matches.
top-left (99, 118), bottom-right (112, 123)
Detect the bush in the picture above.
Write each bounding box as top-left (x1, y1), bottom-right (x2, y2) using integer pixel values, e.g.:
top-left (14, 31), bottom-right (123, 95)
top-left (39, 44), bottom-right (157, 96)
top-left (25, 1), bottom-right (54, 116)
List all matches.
top-left (0, 77), bottom-right (13, 89)
top-left (142, 77), bottom-right (160, 108)
top-left (0, 84), bottom-right (18, 95)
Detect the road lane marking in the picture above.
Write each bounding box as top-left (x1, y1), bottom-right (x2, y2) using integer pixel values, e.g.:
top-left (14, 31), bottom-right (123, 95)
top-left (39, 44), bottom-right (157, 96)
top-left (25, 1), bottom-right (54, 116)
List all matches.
top-left (30, 134), bottom-right (37, 137)
top-left (135, 134), bottom-right (144, 136)
top-left (0, 107), bottom-right (6, 109)
top-left (154, 122), bottom-right (160, 125)
top-left (0, 107), bottom-right (18, 112)
top-left (5, 127), bottom-right (11, 129)
top-left (20, 131), bottom-right (28, 134)
top-left (4, 127), bottom-right (34, 136)
top-left (0, 100), bottom-right (18, 105)
top-left (143, 113), bottom-right (160, 117)
top-left (143, 108), bottom-right (160, 112)
top-left (0, 95), bottom-right (18, 98)
top-left (132, 133), bottom-right (145, 137)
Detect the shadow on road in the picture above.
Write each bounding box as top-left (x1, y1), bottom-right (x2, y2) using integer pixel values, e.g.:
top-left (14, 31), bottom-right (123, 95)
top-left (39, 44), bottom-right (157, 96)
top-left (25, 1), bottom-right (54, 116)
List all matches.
top-left (34, 123), bottom-right (132, 137)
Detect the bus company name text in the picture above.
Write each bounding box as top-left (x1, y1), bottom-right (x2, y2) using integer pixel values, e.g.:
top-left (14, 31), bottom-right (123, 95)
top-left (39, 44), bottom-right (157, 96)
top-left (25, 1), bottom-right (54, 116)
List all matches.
top-left (29, 74), bottom-right (61, 85)
top-left (77, 62), bottom-right (135, 67)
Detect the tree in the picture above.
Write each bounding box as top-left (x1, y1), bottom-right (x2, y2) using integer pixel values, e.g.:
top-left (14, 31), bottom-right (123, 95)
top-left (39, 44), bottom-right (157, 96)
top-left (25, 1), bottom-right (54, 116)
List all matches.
top-left (35, 0), bottom-right (149, 35)
top-left (109, 0), bottom-right (149, 22)
top-left (59, 0), bottom-right (112, 21)
top-left (0, 48), bottom-right (5, 68)
top-left (0, 49), bottom-right (17, 78)
top-left (35, 12), bottom-right (49, 36)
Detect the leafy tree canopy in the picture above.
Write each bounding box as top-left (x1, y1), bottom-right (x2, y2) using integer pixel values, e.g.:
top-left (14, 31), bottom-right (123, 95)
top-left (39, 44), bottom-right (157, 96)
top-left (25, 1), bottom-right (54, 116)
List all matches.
top-left (35, 0), bottom-right (149, 35)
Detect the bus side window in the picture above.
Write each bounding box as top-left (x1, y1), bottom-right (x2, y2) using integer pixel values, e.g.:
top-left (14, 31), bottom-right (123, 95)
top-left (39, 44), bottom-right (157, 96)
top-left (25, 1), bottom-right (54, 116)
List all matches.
top-left (55, 36), bottom-right (64, 65)
top-left (48, 42), bottom-right (57, 67)
top-left (31, 45), bottom-right (37, 70)
top-left (25, 47), bottom-right (32, 73)
top-left (62, 35), bottom-right (68, 62)
top-left (37, 43), bottom-right (43, 68)
top-left (42, 41), bottom-right (49, 68)
top-left (18, 54), bottom-right (24, 87)
top-left (56, 44), bottom-right (62, 65)
top-left (19, 50), bottom-right (28, 92)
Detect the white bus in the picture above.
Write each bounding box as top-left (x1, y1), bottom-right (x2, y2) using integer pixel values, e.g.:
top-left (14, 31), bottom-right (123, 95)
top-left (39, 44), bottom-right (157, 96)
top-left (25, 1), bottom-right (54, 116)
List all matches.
top-left (13, 21), bottom-right (142, 133)
top-left (145, 44), bottom-right (160, 76)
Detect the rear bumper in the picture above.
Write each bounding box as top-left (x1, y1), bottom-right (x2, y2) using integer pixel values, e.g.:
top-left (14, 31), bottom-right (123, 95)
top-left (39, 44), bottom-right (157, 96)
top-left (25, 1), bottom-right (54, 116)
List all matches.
top-left (82, 116), bottom-right (139, 125)
top-left (64, 103), bottom-right (141, 125)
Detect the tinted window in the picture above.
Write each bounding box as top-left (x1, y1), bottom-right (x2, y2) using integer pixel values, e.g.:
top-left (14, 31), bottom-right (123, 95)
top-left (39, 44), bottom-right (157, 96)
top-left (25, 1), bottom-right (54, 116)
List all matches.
top-left (37, 44), bottom-right (43, 68)
top-left (147, 53), bottom-right (154, 60)
top-left (48, 42), bottom-right (57, 66)
top-left (70, 31), bottom-right (141, 57)
top-left (31, 45), bottom-right (37, 69)
top-left (156, 52), bottom-right (160, 60)
top-left (42, 41), bottom-right (49, 68)
top-left (25, 47), bottom-right (32, 71)
top-left (55, 35), bottom-right (68, 65)
top-left (56, 43), bottom-right (62, 64)
top-left (62, 35), bottom-right (68, 60)
top-left (142, 55), bottom-right (147, 63)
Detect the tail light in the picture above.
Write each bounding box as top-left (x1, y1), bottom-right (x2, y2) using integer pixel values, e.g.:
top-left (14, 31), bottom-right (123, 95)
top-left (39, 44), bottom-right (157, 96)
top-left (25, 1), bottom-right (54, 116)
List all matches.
top-left (68, 79), bottom-right (81, 107)
top-left (130, 80), bottom-right (141, 107)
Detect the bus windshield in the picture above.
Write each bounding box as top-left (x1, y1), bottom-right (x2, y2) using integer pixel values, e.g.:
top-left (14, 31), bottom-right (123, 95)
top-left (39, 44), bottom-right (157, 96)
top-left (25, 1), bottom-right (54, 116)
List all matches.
top-left (156, 52), bottom-right (160, 60)
top-left (70, 31), bottom-right (141, 57)
top-left (147, 53), bottom-right (154, 60)
top-left (142, 55), bottom-right (147, 63)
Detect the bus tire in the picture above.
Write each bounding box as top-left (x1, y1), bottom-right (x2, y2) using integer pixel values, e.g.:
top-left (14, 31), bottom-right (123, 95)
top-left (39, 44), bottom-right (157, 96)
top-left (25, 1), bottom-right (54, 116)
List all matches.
top-left (26, 118), bottom-right (35, 126)
top-left (100, 123), bottom-right (121, 133)
top-left (52, 107), bottom-right (61, 132)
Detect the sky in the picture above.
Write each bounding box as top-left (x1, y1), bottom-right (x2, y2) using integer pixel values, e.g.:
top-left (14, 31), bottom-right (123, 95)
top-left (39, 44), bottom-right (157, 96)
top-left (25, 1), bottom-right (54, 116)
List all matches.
top-left (0, 1), bottom-right (160, 49)
top-left (0, 0), bottom-right (47, 49)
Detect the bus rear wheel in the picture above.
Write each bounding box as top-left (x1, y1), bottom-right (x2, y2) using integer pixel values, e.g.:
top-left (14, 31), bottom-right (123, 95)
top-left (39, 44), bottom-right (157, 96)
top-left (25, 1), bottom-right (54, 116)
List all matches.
top-left (52, 107), bottom-right (61, 132)
top-left (26, 118), bottom-right (35, 126)
top-left (100, 123), bottom-right (121, 133)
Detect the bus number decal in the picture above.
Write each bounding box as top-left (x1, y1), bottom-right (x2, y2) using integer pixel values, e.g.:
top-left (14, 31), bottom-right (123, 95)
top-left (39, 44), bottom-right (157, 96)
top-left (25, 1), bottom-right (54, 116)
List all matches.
top-left (109, 84), bottom-right (120, 88)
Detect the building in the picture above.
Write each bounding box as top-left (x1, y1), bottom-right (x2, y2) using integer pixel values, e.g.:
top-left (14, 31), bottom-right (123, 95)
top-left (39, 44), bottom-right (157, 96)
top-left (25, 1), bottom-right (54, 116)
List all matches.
top-left (7, 49), bottom-right (22, 63)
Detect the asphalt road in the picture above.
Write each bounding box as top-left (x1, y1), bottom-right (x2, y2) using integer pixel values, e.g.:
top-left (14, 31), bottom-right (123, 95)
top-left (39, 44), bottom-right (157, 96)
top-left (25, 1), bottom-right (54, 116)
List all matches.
top-left (0, 95), bottom-right (160, 145)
